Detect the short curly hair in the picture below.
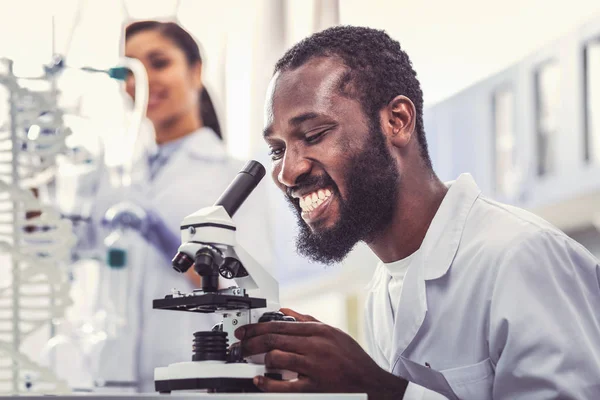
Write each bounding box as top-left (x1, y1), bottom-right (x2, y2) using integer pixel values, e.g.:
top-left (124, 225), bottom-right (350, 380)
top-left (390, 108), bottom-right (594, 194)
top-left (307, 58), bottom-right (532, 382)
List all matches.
top-left (275, 25), bottom-right (431, 169)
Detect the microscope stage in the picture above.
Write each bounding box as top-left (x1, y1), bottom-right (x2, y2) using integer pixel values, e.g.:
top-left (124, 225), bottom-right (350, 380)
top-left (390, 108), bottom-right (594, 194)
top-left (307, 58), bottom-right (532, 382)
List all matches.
top-left (153, 293), bottom-right (266, 313)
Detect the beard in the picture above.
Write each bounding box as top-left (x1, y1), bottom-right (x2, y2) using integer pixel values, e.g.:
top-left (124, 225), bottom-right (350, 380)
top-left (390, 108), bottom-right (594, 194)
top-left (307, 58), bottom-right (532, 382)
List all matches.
top-left (284, 124), bottom-right (400, 265)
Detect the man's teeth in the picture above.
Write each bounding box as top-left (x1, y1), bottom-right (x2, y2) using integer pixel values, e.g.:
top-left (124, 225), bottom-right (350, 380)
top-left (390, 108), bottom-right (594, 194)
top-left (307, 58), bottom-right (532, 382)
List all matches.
top-left (299, 189), bottom-right (333, 213)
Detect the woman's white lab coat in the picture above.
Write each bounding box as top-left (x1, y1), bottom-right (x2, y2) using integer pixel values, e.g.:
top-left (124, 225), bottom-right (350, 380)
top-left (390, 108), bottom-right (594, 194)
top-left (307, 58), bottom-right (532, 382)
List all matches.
top-left (365, 174), bottom-right (600, 399)
top-left (86, 128), bottom-right (273, 392)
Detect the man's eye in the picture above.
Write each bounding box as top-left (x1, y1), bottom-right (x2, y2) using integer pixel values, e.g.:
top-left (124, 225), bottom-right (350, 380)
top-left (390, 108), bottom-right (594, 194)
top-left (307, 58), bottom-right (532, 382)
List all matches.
top-left (269, 147), bottom-right (285, 160)
top-left (305, 129), bottom-right (328, 144)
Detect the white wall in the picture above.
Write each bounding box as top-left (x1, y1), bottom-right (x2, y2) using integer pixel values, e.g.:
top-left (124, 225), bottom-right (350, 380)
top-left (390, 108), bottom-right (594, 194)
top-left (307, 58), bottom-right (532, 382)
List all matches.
top-left (340, 0), bottom-right (600, 105)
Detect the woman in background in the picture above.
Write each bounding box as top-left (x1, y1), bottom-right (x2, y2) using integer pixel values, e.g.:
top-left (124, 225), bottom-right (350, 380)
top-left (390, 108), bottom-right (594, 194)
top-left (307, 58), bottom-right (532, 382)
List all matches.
top-left (84, 21), bottom-right (273, 392)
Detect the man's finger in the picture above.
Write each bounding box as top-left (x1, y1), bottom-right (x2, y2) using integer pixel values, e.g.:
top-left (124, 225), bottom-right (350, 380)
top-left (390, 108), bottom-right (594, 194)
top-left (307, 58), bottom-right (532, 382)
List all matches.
top-left (263, 349), bottom-right (310, 374)
top-left (254, 374), bottom-right (313, 393)
top-left (280, 308), bottom-right (320, 322)
top-left (235, 321), bottom-right (324, 340)
top-left (240, 334), bottom-right (309, 357)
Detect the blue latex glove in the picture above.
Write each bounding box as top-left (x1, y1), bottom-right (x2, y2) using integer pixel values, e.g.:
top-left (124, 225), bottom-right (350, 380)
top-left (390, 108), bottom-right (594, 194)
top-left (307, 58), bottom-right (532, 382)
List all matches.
top-left (102, 202), bottom-right (180, 263)
top-left (142, 208), bottom-right (180, 263)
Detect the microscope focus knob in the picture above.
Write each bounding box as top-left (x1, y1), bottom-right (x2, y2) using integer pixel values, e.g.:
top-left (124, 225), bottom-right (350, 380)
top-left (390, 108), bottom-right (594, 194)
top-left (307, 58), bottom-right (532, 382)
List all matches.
top-left (172, 252), bottom-right (194, 273)
top-left (258, 311), bottom-right (296, 323)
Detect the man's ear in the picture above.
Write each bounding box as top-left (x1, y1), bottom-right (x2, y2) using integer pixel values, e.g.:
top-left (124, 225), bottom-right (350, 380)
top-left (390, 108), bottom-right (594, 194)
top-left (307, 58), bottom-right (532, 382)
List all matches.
top-left (379, 95), bottom-right (416, 148)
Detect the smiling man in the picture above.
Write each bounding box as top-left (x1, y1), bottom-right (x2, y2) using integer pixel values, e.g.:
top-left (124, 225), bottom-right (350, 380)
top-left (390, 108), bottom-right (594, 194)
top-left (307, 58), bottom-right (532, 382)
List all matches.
top-left (236, 26), bottom-right (600, 399)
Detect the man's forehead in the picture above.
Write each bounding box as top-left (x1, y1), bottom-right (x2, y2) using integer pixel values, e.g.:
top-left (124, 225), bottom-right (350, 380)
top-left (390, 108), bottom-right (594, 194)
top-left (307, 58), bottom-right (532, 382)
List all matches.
top-left (264, 58), bottom-right (348, 126)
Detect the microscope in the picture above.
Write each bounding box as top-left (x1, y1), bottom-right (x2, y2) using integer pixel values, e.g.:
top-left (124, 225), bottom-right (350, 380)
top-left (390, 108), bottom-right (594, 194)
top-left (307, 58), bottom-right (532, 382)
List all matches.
top-left (152, 161), bottom-right (295, 394)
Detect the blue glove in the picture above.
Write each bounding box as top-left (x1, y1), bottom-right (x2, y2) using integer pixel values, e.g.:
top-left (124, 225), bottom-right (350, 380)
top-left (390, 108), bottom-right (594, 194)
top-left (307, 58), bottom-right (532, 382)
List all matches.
top-left (102, 202), bottom-right (180, 263)
top-left (142, 208), bottom-right (180, 263)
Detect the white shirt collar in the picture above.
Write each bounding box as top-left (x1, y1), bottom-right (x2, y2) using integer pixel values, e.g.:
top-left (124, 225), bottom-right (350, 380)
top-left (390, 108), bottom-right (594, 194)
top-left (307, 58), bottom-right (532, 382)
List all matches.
top-left (384, 248), bottom-right (421, 278)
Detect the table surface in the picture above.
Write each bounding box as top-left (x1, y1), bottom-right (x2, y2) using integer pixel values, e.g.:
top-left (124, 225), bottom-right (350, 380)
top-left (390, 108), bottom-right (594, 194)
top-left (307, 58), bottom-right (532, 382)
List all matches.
top-left (12, 394), bottom-right (367, 399)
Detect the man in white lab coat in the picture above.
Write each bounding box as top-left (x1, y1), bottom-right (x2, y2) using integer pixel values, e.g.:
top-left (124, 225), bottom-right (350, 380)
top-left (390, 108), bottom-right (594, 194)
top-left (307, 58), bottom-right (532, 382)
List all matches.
top-left (236, 26), bottom-right (600, 399)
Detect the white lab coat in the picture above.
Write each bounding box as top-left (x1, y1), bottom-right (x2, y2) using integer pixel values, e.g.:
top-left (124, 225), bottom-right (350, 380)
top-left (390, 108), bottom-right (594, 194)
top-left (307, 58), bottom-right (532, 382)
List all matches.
top-left (84, 128), bottom-right (273, 392)
top-left (365, 174), bottom-right (600, 399)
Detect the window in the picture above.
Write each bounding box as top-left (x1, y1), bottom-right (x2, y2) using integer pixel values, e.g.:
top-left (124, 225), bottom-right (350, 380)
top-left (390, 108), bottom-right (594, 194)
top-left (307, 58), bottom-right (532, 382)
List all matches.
top-left (534, 62), bottom-right (560, 176)
top-left (584, 39), bottom-right (600, 164)
top-left (493, 88), bottom-right (517, 197)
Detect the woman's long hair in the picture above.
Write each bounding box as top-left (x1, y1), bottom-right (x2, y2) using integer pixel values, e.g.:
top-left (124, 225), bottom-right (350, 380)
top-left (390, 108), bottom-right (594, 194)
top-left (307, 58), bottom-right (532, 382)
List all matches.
top-left (125, 21), bottom-right (222, 140)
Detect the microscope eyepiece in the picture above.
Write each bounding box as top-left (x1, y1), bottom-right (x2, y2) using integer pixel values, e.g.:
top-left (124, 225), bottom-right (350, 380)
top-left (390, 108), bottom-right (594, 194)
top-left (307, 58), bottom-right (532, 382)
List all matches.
top-left (214, 160), bottom-right (266, 217)
top-left (241, 160), bottom-right (266, 180)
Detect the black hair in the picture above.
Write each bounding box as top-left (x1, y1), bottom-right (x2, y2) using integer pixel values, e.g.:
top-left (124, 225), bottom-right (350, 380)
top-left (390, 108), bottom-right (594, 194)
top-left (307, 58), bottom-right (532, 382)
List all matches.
top-left (125, 21), bottom-right (222, 140)
top-left (275, 25), bottom-right (431, 168)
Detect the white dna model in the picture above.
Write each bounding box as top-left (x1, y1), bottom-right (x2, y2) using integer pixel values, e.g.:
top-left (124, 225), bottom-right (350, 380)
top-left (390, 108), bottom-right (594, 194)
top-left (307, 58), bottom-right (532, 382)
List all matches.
top-left (0, 58), bottom-right (76, 395)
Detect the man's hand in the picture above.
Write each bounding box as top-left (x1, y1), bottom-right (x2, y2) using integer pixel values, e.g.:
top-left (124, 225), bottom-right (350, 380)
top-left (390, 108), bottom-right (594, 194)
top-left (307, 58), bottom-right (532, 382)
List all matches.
top-left (234, 308), bottom-right (408, 399)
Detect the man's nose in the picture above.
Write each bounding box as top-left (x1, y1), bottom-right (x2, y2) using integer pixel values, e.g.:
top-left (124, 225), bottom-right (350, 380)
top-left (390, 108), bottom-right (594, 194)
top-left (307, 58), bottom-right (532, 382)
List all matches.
top-left (277, 149), bottom-right (312, 188)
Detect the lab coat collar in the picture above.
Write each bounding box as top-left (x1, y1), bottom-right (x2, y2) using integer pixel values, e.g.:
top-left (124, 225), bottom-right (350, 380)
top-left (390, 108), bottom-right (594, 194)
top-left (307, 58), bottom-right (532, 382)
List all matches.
top-left (180, 127), bottom-right (227, 161)
top-left (145, 127), bottom-right (225, 160)
top-left (390, 173), bottom-right (481, 366)
top-left (140, 127), bottom-right (227, 194)
top-left (420, 173), bottom-right (481, 280)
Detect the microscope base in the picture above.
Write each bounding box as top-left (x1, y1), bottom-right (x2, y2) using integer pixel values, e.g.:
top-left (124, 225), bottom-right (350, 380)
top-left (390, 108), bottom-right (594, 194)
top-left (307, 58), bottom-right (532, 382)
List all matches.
top-left (155, 377), bottom-right (258, 393)
top-left (155, 361), bottom-right (286, 393)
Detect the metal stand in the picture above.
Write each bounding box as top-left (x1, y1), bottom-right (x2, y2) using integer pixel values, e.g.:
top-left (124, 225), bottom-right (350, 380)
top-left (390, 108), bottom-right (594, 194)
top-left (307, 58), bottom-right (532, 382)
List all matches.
top-left (0, 57), bottom-right (74, 395)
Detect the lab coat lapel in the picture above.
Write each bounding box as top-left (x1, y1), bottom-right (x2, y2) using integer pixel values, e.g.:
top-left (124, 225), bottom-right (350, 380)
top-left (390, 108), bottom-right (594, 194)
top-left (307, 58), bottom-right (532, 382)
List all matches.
top-left (390, 174), bottom-right (481, 372)
top-left (369, 267), bottom-right (396, 364)
top-left (183, 128), bottom-right (227, 162)
top-left (389, 250), bottom-right (427, 373)
top-left (149, 144), bottom-right (188, 197)
top-left (149, 128), bottom-right (226, 195)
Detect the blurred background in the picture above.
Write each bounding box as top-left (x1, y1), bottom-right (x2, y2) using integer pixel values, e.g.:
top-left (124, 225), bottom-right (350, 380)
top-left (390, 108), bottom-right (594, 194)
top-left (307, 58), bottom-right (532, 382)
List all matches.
top-left (0, 0), bottom-right (599, 394)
